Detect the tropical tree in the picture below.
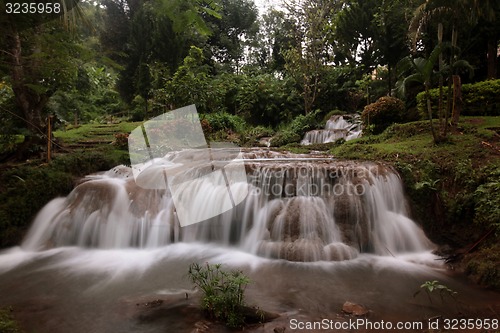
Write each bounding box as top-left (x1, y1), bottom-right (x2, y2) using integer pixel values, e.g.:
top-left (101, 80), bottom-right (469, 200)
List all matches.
top-left (397, 45), bottom-right (444, 143)
top-left (100, 0), bottom-right (221, 102)
top-left (0, 0), bottom-right (83, 148)
top-left (161, 46), bottom-right (212, 112)
top-left (254, 9), bottom-right (297, 73)
top-left (282, 0), bottom-right (340, 114)
top-left (203, 0), bottom-right (259, 73)
top-left (334, 0), bottom-right (414, 95)
top-left (408, 0), bottom-right (490, 132)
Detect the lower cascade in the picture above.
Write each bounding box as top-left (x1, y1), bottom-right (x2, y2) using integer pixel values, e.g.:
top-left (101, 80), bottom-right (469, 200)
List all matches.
top-left (23, 150), bottom-right (432, 262)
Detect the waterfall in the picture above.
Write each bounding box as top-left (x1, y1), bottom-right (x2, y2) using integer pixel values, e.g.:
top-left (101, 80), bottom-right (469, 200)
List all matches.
top-left (302, 115), bottom-right (362, 145)
top-left (22, 150), bottom-right (432, 262)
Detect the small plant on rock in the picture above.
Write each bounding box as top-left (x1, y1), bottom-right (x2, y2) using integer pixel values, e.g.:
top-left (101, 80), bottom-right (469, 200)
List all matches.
top-left (188, 262), bottom-right (250, 329)
top-left (414, 280), bottom-right (458, 304)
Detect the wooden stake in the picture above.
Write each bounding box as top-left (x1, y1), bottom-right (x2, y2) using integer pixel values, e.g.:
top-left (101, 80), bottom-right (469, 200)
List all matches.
top-left (47, 115), bottom-right (53, 162)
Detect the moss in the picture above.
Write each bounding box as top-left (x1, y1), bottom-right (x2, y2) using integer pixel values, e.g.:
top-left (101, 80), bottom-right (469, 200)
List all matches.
top-left (465, 243), bottom-right (500, 290)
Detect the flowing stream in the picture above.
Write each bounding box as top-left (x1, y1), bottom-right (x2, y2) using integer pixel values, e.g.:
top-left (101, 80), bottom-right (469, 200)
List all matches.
top-left (0, 149), bottom-right (498, 332)
top-left (302, 115), bottom-right (362, 145)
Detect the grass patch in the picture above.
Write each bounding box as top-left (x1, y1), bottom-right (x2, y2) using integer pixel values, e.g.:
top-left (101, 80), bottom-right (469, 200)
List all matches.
top-left (331, 117), bottom-right (499, 162)
top-left (54, 121), bottom-right (142, 144)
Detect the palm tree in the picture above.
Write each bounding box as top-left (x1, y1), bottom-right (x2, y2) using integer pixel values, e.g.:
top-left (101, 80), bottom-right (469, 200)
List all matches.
top-left (396, 44), bottom-right (444, 143)
top-left (408, 0), bottom-right (486, 134)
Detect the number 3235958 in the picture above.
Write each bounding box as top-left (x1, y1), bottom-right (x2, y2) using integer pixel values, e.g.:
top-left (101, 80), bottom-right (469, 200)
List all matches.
top-left (5, 2), bottom-right (61, 14)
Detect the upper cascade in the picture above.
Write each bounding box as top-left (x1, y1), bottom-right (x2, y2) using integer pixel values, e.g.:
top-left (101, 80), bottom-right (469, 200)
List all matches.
top-left (22, 149), bottom-right (432, 262)
top-left (301, 115), bottom-right (362, 145)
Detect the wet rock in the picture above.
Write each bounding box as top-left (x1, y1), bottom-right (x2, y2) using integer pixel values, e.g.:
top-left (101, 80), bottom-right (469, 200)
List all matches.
top-left (191, 320), bottom-right (211, 333)
top-left (269, 197), bottom-right (325, 242)
top-left (342, 301), bottom-right (368, 316)
top-left (332, 194), bottom-right (351, 224)
top-left (136, 299), bottom-right (163, 308)
top-left (258, 239), bottom-right (325, 262)
top-left (323, 243), bottom-right (358, 261)
top-left (274, 326), bottom-right (286, 333)
top-left (279, 239), bottom-right (324, 262)
top-left (240, 306), bottom-right (279, 324)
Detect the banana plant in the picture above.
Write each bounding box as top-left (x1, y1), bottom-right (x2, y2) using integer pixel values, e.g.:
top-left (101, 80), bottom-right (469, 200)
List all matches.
top-left (396, 44), bottom-right (444, 143)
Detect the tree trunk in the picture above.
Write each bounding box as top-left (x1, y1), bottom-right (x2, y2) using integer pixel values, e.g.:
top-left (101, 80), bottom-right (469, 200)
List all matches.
top-left (425, 84), bottom-right (438, 143)
top-left (487, 37), bottom-right (498, 79)
top-left (9, 29), bottom-right (48, 136)
top-left (444, 25), bottom-right (458, 138)
top-left (387, 64), bottom-right (392, 96)
top-left (444, 75), bottom-right (452, 137)
top-left (437, 23), bottom-right (445, 136)
top-left (451, 75), bottom-right (462, 128)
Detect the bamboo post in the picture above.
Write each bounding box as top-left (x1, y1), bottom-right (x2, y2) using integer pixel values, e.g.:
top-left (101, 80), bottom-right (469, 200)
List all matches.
top-left (47, 115), bottom-right (53, 162)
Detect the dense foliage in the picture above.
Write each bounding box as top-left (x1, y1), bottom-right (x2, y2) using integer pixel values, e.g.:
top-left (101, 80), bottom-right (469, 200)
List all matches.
top-left (416, 79), bottom-right (500, 118)
top-left (0, 0), bottom-right (497, 151)
top-left (362, 96), bottom-right (405, 134)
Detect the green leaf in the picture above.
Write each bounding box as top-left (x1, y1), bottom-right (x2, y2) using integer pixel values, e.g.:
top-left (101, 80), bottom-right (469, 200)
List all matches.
top-left (24, 83), bottom-right (48, 95)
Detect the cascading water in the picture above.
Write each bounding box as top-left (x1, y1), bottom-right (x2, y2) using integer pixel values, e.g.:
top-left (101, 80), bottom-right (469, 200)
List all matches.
top-left (3, 149), bottom-right (499, 333)
top-left (23, 149), bottom-right (431, 262)
top-left (301, 114), bottom-right (362, 145)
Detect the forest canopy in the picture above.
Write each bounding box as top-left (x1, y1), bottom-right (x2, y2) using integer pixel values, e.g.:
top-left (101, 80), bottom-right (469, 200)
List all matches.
top-left (0, 0), bottom-right (499, 151)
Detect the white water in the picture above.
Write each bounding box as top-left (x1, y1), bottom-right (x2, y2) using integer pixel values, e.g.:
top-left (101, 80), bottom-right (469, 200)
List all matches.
top-left (22, 150), bottom-right (431, 262)
top-left (2, 150), bottom-right (499, 333)
top-left (1, 244), bottom-right (498, 333)
top-left (302, 115), bottom-right (362, 145)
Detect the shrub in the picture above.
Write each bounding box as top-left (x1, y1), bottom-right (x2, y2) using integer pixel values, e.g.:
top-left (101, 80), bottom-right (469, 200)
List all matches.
top-left (473, 167), bottom-right (500, 232)
top-left (130, 95), bottom-right (146, 121)
top-left (241, 126), bottom-right (275, 146)
top-left (465, 244), bottom-right (500, 290)
top-left (416, 79), bottom-right (500, 118)
top-left (0, 307), bottom-right (21, 333)
top-left (271, 110), bottom-right (321, 146)
top-left (235, 74), bottom-right (302, 128)
top-left (112, 133), bottom-right (129, 150)
top-left (188, 263), bottom-right (249, 329)
top-left (270, 130), bottom-right (302, 147)
top-left (323, 109), bottom-right (348, 122)
top-left (0, 167), bottom-right (74, 247)
top-left (202, 112), bottom-right (246, 134)
top-left (362, 96), bottom-right (405, 134)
